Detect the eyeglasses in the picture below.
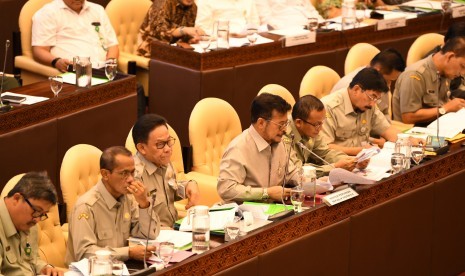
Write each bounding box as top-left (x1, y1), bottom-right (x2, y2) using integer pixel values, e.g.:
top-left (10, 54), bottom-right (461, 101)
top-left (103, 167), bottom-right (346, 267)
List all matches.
top-left (114, 169), bottom-right (135, 180)
top-left (267, 119), bottom-right (290, 130)
top-left (300, 118), bottom-right (325, 130)
top-left (362, 90), bottom-right (382, 104)
top-left (155, 137), bottom-right (176, 149)
top-left (21, 194), bottom-right (48, 221)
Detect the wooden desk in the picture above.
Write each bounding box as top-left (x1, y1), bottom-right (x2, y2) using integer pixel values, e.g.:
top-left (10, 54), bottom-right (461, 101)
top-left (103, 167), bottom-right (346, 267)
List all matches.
top-left (0, 73), bottom-right (137, 199)
top-left (151, 146), bottom-right (465, 276)
top-left (149, 14), bottom-right (465, 146)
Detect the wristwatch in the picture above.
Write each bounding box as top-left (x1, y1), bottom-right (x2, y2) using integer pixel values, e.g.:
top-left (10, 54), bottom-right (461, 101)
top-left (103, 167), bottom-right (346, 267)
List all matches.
top-left (262, 188), bottom-right (269, 200)
top-left (438, 107), bottom-right (446, 115)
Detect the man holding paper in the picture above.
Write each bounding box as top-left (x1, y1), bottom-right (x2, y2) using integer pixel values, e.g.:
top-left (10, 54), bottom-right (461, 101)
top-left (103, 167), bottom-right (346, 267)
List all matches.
top-left (66, 146), bottom-right (159, 265)
top-left (217, 93), bottom-right (300, 203)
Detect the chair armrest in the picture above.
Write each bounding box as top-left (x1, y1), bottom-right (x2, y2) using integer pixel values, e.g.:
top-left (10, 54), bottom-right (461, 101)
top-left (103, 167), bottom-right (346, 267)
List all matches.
top-left (15, 55), bottom-right (60, 76)
top-left (185, 171), bottom-right (222, 207)
top-left (118, 52), bottom-right (149, 73)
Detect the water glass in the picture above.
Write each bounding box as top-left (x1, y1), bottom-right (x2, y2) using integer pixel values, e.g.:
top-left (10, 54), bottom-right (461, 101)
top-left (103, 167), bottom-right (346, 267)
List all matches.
top-left (307, 17), bottom-right (318, 31)
top-left (441, 0), bottom-right (452, 13)
top-left (410, 145), bottom-right (425, 166)
top-left (157, 242), bottom-right (174, 268)
top-left (49, 76), bottom-right (63, 97)
top-left (246, 24), bottom-right (259, 45)
top-left (290, 187), bottom-right (305, 213)
top-left (111, 259), bottom-right (124, 276)
top-left (216, 19), bottom-right (229, 49)
top-left (105, 61), bottom-right (118, 81)
top-left (355, 5), bottom-right (366, 27)
top-left (225, 222), bottom-right (240, 241)
top-left (391, 153), bottom-right (405, 174)
top-left (199, 34), bottom-right (211, 52)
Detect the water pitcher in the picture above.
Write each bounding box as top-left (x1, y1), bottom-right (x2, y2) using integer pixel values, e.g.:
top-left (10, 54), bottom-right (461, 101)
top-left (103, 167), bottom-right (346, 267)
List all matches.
top-left (216, 20), bottom-right (230, 50)
top-left (190, 205), bottom-right (210, 254)
top-left (74, 56), bottom-right (92, 88)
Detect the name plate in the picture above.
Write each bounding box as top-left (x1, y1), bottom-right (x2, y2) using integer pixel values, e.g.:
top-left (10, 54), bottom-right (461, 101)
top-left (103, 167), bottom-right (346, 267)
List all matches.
top-left (452, 6), bottom-right (465, 18)
top-left (377, 17), bottom-right (406, 31)
top-left (323, 188), bottom-right (358, 206)
top-left (284, 31), bottom-right (316, 47)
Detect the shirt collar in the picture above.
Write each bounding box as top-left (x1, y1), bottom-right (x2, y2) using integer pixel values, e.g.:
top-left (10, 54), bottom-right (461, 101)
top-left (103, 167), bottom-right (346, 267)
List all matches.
top-left (249, 125), bottom-right (271, 152)
top-left (426, 54), bottom-right (439, 82)
top-left (0, 197), bottom-right (21, 238)
top-left (96, 180), bottom-right (122, 210)
top-left (342, 89), bottom-right (357, 116)
top-left (135, 152), bottom-right (166, 176)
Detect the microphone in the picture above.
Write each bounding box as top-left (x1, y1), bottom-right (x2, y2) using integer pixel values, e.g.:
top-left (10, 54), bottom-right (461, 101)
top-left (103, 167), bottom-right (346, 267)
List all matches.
top-left (268, 133), bottom-right (295, 221)
top-left (296, 141), bottom-right (335, 168)
top-left (143, 189), bottom-right (157, 269)
top-left (429, 71), bottom-right (449, 155)
top-left (0, 40), bottom-right (12, 113)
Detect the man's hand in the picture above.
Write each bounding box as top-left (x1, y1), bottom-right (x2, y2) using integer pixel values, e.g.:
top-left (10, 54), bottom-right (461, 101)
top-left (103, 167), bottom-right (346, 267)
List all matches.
top-left (334, 157), bottom-right (357, 171)
top-left (356, 159), bottom-right (370, 169)
top-left (40, 265), bottom-right (64, 276)
top-left (129, 245), bottom-right (156, 261)
top-left (443, 98), bottom-right (465, 113)
top-left (267, 186), bottom-right (290, 201)
top-left (54, 58), bottom-right (72, 72)
top-left (127, 180), bottom-right (149, 208)
top-left (185, 181), bottom-right (200, 210)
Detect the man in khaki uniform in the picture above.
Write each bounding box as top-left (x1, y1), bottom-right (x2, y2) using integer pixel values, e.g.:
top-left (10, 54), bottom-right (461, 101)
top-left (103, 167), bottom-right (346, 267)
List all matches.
top-left (66, 146), bottom-right (159, 265)
top-left (284, 95), bottom-right (359, 177)
top-left (133, 114), bottom-right (200, 228)
top-left (0, 172), bottom-right (63, 276)
top-left (218, 93), bottom-right (300, 203)
top-left (392, 37), bottom-right (465, 127)
top-left (320, 68), bottom-right (399, 156)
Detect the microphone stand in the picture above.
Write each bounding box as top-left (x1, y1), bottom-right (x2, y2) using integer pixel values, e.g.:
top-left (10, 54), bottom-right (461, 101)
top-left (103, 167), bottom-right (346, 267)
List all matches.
top-left (143, 190), bottom-right (157, 269)
top-left (296, 141), bottom-right (335, 168)
top-left (0, 40), bottom-right (12, 113)
top-left (433, 71), bottom-right (450, 155)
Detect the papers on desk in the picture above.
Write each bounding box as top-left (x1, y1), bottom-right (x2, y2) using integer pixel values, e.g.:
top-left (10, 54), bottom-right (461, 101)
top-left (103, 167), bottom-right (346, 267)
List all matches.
top-left (60, 72), bottom-right (109, 86)
top-left (68, 258), bottom-right (130, 276)
top-left (191, 35), bottom-right (274, 53)
top-left (425, 108), bottom-right (465, 138)
top-left (1, 91), bottom-right (48, 105)
top-left (128, 229), bottom-right (192, 250)
top-left (179, 207), bottom-right (237, 231)
top-left (356, 147), bottom-right (380, 163)
top-left (355, 142), bottom-right (396, 181)
top-left (400, 0), bottom-right (461, 10)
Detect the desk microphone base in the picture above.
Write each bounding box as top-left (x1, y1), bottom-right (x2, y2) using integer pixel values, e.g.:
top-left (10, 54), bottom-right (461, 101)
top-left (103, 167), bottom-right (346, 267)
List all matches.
top-left (0, 104), bottom-right (12, 113)
top-left (426, 144), bottom-right (450, 156)
top-left (268, 209), bottom-right (295, 221)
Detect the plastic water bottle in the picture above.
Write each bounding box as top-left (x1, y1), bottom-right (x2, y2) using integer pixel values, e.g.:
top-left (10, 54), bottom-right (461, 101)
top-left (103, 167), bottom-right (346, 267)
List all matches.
top-left (191, 205), bottom-right (210, 254)
top-left (394, 133), bottom-right (411, 170)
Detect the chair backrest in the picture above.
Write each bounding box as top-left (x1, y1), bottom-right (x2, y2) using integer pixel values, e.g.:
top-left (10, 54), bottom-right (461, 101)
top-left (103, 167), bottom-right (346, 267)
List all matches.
top-left (189, 98), bottom-right (242, 176)
top-left (125, 124), bottom-right (186, 178)
top-left (60, 144), bottom-right (102, 223)
top-left (258, 84), bottom-right (296, 106)
top-left (406, 33), bottom-right (444, 66)
top-left (18, 0), bottom-right (53, 59)
top-left (1, 173), bottom-right (66, 268)
top-left (344, 43), bottom-right (380, 75)
top-left (105, 0), bottom-right (152, 55)
top-left (299, 65), bottom-right (340, 99)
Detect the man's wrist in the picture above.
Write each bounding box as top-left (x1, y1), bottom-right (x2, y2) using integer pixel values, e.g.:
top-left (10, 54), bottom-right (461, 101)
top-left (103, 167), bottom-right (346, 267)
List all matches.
top-left (51, 57), bottom-right (61, 68)
top-left (261, 188), bottom-right (269, 200)
top-left (179, 26), bottom-right (185, 36)
top-left (138, 201), bottom-right (150, 209)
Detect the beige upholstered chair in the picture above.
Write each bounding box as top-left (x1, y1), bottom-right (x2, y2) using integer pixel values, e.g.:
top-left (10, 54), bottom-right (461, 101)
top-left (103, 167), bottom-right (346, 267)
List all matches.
top-left (105, 0), bottom-right (152, 95)
top-left (258, 84), bottom-right (296, 106)
top-left (1, 174), bottom-right (67, 270)
top-left (60, 144), bottom-right (102, 235)
top-left (344, 43), bottom-right (380, 75)
top-left (189, 98), bottom-right (242, 176)
top-left (406, 33), bottom-right (444, 66)
top-left (14, 0), bottom-right (59, 85)
top-left (299, 65), bottom-right (340, 99)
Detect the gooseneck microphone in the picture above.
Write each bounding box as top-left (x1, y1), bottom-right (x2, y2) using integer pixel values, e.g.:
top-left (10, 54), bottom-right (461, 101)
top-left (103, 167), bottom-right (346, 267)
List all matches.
top-left (432, 71), bottom-right (449, 155)
top-left (143, 190), bottom-right (157, 269)
top-left (0, 40), bottom-right (12, 113)
top-left (296, 141), bottom-right (335, 168)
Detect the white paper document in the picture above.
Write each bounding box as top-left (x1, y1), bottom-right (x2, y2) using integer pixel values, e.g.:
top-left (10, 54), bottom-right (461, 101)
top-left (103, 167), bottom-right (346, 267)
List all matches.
top-left (1, 91), bottom-right (48, 105)
top-left (61, 72), bottom-right (109, 86)
top-left (426, 108), bottom-right (465, 138)
top-left (179, 208), bottom-right (236, 231)
top-left (68, 258), bottom-right (130, 276)
top-left (401, 0), bottom-right (461, 10)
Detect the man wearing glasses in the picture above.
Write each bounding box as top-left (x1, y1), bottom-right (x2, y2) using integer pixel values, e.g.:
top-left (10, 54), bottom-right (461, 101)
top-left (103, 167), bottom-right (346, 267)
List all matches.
top-left (66, 146), bottom-right (159, 264)
top-left (1, 171), bottom-right (63, 275)
top-left (320, 68), bottom-right (400, 156)
top-left (217, 93), bottom-right (300, 203)
top-left (284, 95), bottom-right (362, 177)
top-left (133, 114), bottom-right (200, 228)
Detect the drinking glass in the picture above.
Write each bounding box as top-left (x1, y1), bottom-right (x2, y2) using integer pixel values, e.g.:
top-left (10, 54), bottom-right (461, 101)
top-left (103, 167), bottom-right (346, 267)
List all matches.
top-left (199, 34), bottom-right (211, 53)
top-left (441, 0), bottom-right (452, 13)
top-left (225, 222), bottom-right (240, 241)
top-left (391, 153), bottom-right (405, 174)
top-left (157, 242), bottom-right (174, 268)
top-left (49, 76), bottom-right (63, 97)
top-left (105, 61), bottom-right (118, 81)
top-left (111, 259), bottom-right (124, 276)
top-left (355, 5), bottom-right (366, 27)
top-left (410, 145), bottom-right (425, 166)
top-left (246, 24), bottom-right (259, 45)
top-left (290, 187), bottom-right (305, 213)
top-left (307, 17), bottom-right (318, 31)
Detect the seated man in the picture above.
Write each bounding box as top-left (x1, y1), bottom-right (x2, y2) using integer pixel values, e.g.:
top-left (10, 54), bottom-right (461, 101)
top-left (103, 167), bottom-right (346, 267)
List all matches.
top-left (392, 37), bottom-right (465, 126)
top-left (320, 68), bottom-right (399, 156)
top-left (218, 93), bottom-right (299, 203)
top-left (133, 114), bottom-right (200, 228)
top-left (285, 95), bottom-right (359, 177)
top-left (254, 0), bottom-right (322, 30)
top-left (66, 146), bottom-right (159, 264)
top-left (137, 0), bottom-right (206, 57)
top-left (1, 172), bottom-right (63, 276)
top-left (332, 48), bottom-right (406, 120)
top-left (195, 0), bottom-right (260, 35)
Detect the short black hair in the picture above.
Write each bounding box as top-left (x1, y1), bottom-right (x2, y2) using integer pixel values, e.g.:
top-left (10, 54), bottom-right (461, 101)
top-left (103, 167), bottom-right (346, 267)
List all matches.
top-left (445, 22), bottom-right (465, 42)
top-left (292, 95), bottom-right (325, 120)
top-left (251, 93), bottom-right (291, 123)
top-left (370, 48), bottom-right (406, 74)
top-left (7, 172), bottom-right (57, 205)
top-left (441, 37), bottom-right (465, 57)
top-left (349, 67), bottom-right (389, 93)
top-left (100, 146), bottom-right (133, 171)
top-left (132, 114), bottom-right (168, 145)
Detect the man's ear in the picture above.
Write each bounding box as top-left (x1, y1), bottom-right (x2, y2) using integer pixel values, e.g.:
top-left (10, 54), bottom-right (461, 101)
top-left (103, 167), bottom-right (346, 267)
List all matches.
top-left (101, 169), bottom-right (110, 180)
top-left (136, 143), bottom-right (145, 154)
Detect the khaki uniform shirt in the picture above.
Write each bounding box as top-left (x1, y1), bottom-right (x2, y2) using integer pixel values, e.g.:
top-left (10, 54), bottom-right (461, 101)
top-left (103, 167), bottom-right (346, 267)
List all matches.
top-left (392, 55), bottom-right (450, 126)
top-left (0, 198), bottom-right (47, 275)
top-left (320, 88), bottom-right (391, 148)
top-left (134, 153), bottom-right (181, 228)
top-left (65, 181), bottom-right (159, 265)
top-left (284, 120), bottom-right (347, 177)
top-left (217, 125), bottom-right (299, 203)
